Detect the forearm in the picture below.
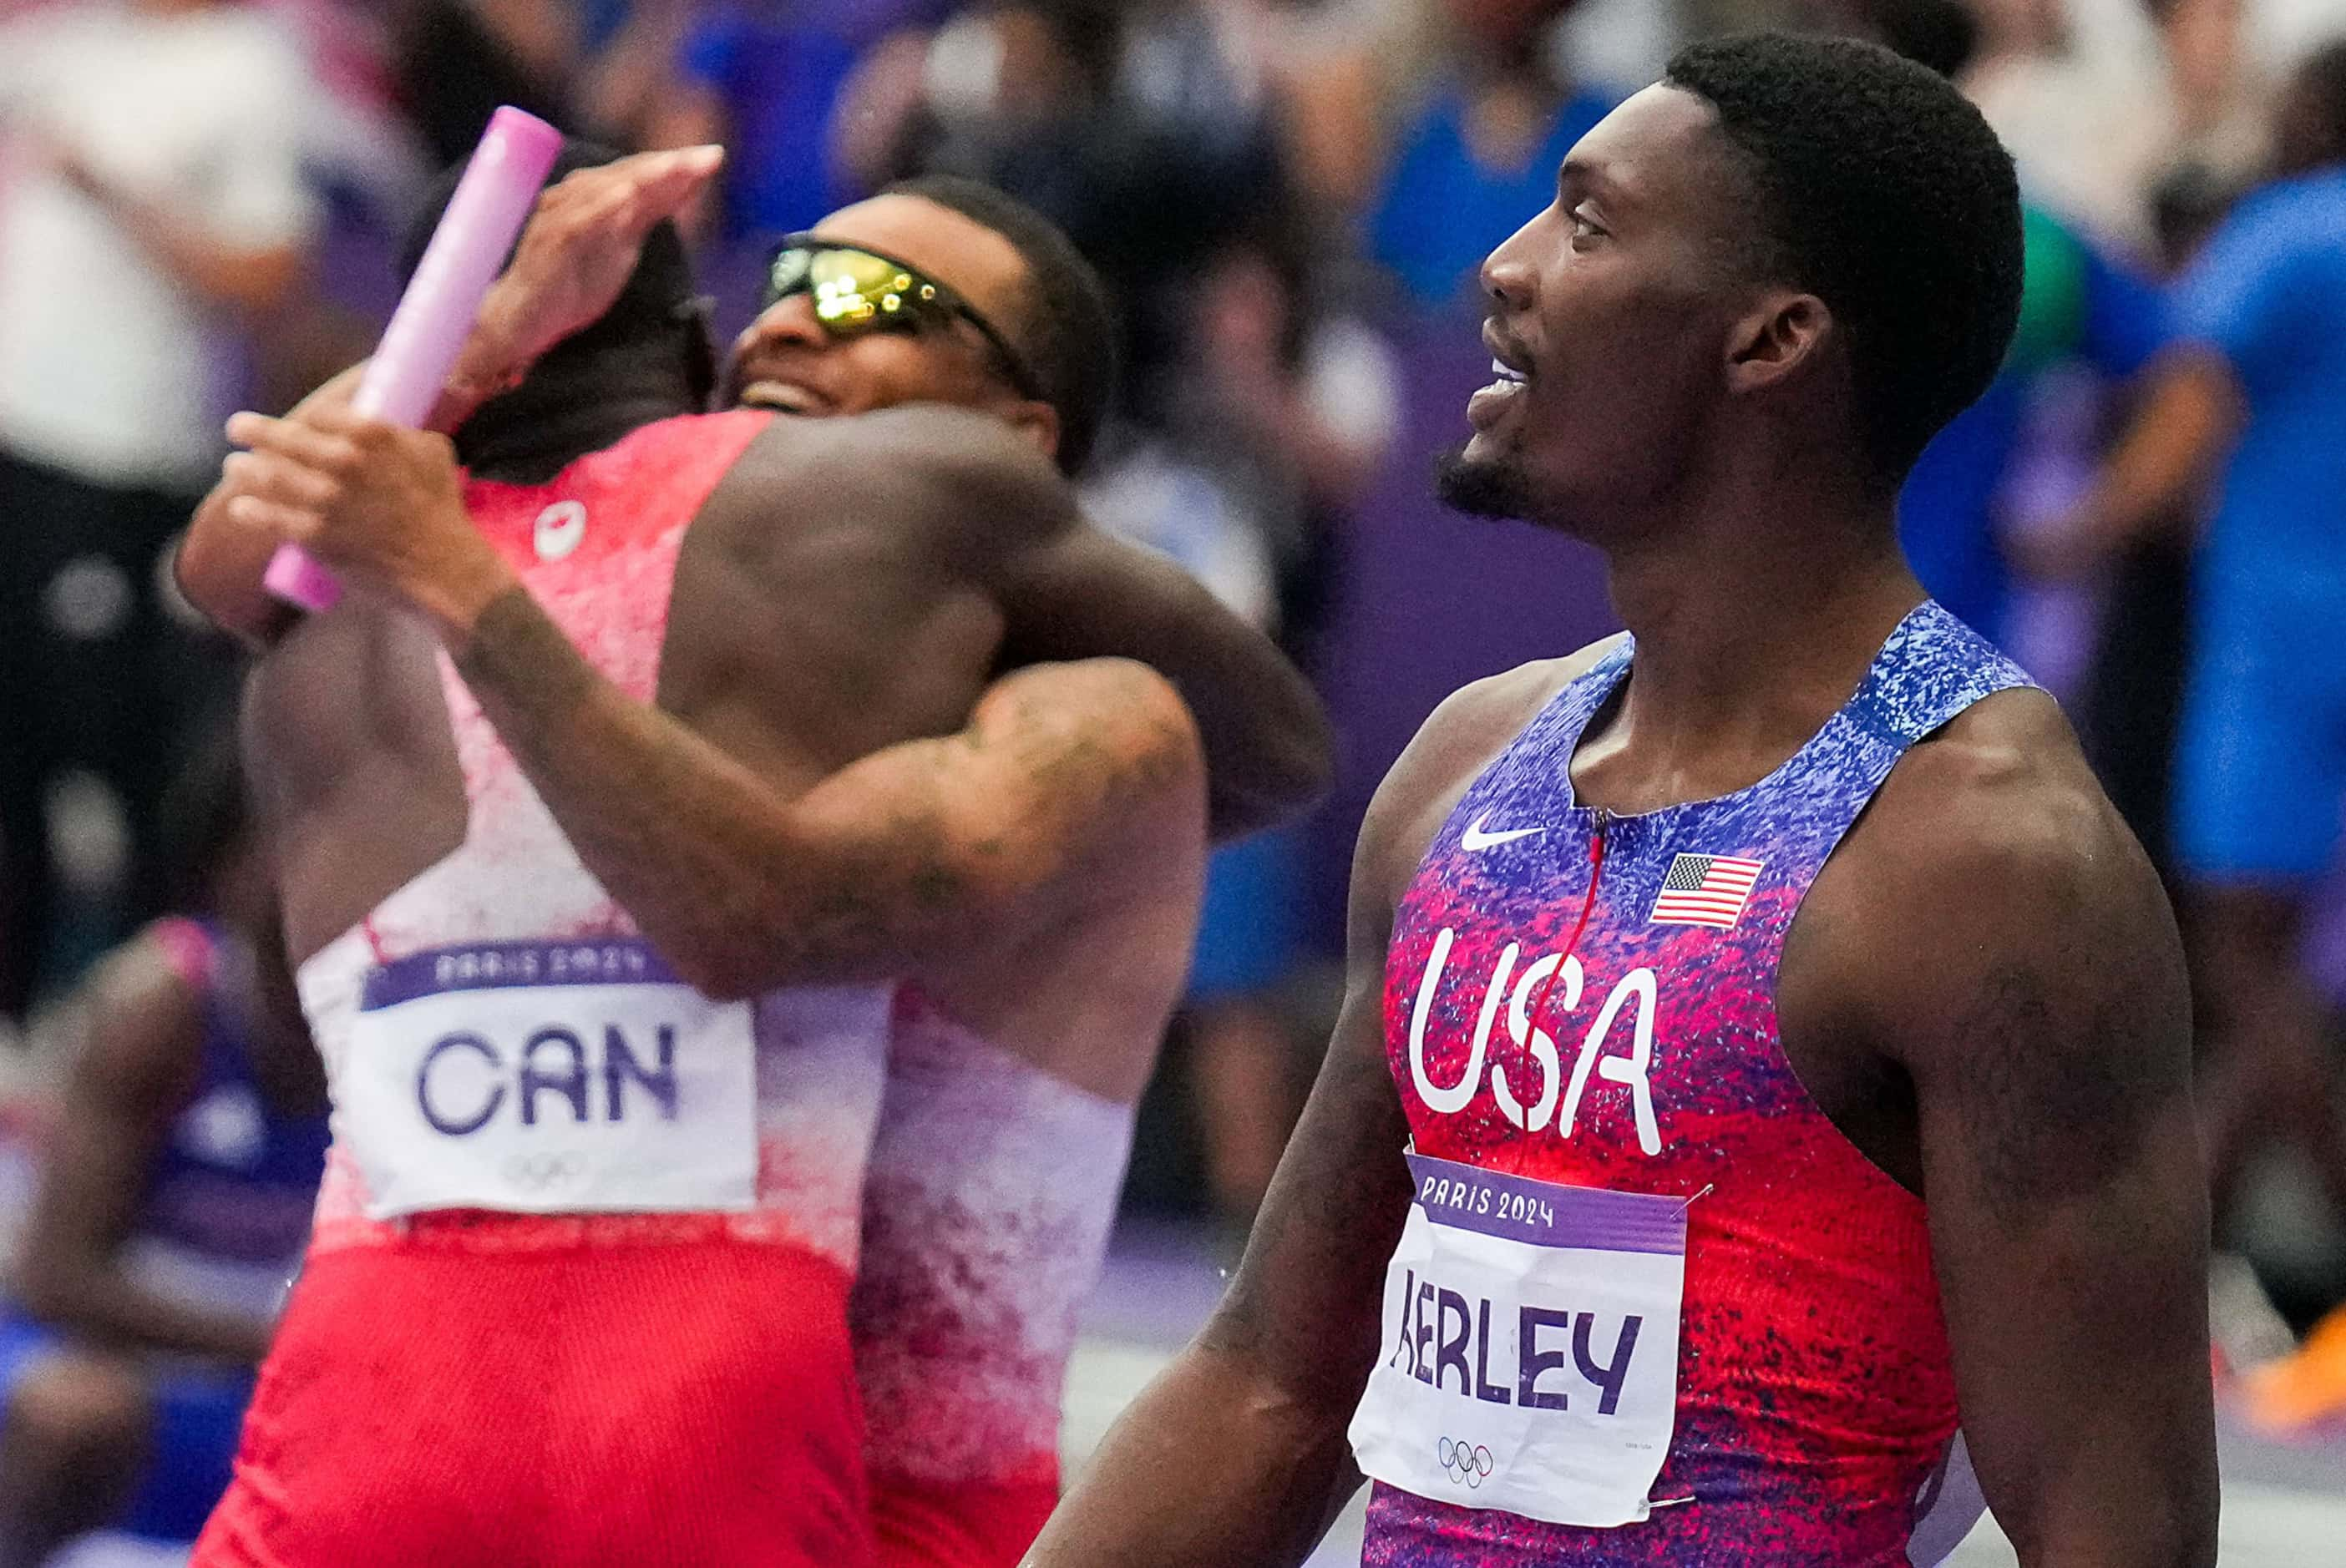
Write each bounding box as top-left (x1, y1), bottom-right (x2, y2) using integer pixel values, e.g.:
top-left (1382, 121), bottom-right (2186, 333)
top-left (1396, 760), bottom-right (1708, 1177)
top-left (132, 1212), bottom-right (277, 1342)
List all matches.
top-left (17, 1264), bottom-right (271, 1366)
top-left (2076, 349), bottom-right (2240, 552)
top-left (180, 309), bottom-right (537, 645)
top-left (1029, 1345), bottom-right (1361, 1568)
top-left (1133, 572), bottom-right (1333, 842)
top-left (447, 587), bottom-right (923, 996)
top-left (106, 195), bottom-right (301, 316)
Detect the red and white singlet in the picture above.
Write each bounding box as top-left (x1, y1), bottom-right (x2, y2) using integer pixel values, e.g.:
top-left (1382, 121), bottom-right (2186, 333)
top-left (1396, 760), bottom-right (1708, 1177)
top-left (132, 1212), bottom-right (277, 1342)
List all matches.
top-left (850, 987), bottom-right (1135, 1568)
top-left (195, 412), bottom-right (892, 1568)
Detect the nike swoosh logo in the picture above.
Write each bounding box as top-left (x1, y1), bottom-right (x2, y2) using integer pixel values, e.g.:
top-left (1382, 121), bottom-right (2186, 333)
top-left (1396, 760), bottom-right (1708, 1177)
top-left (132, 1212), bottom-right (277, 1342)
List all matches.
top-left (1460, 812), bottom-right (1548, 852)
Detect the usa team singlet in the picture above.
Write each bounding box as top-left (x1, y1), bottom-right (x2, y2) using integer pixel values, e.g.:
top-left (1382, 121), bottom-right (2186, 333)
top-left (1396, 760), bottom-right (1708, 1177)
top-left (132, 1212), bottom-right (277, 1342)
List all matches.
top-left (197, 412), bottom-right (891, 1568)
top-left (1350, 603), bottom-right (2030, 1565)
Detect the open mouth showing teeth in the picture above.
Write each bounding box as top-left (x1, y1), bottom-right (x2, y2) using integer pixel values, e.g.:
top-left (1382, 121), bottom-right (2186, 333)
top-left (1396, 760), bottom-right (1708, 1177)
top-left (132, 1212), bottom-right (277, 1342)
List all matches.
top-left (740, 381), bottom-right (828, 415)
top-left (1490, 359), bottom-right (1528, 384)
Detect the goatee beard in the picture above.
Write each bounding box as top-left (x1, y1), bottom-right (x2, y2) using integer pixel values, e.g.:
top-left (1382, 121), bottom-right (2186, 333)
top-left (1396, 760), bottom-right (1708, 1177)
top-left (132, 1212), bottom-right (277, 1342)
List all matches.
top-left (1435, 443), bottom-right (1532, 520)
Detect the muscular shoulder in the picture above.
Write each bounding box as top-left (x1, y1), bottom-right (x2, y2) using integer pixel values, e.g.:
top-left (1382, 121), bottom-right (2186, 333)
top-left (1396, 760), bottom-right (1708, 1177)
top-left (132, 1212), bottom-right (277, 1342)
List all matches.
top-left (1809, 686), bottom-right (2186, 1089)
top-left (1854, 688), bottom-right (2142, 925)
top-left (1356, 635), bottom-right (1626, 911)
top-left (711, 402), bottom-right (1076, 565)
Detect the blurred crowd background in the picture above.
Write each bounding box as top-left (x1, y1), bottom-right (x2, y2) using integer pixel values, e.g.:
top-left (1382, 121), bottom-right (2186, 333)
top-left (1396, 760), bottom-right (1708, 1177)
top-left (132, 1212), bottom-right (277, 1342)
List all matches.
top-left (3, 0), bottom-right (2346, 1556)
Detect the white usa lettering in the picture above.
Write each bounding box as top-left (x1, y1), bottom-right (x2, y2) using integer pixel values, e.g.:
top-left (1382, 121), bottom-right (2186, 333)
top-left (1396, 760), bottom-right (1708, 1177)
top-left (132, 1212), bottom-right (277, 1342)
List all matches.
top-left (1407, 928), bottom-right (1663, 1156)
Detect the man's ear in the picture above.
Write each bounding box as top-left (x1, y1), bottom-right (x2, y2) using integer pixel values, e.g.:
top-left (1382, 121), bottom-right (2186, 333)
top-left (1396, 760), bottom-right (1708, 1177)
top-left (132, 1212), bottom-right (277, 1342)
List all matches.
top-left (1725, 291), bottom-right (1832, 396)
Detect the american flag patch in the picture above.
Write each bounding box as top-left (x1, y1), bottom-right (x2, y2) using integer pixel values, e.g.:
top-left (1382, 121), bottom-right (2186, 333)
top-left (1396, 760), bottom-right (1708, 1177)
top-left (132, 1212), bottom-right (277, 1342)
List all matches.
top-left (1650, 854), bottom-right (1766, 929)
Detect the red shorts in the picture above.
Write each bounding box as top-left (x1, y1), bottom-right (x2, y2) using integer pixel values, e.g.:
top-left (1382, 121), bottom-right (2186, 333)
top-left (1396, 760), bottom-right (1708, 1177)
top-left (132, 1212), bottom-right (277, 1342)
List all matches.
top-left (194, 1237), bottom-right (872, 1568)
top-left (871, 1476), bottom-right (1055, 1568)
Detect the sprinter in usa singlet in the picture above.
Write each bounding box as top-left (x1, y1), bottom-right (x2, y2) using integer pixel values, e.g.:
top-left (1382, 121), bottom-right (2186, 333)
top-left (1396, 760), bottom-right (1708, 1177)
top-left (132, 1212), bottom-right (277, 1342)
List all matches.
top-left (1350, 604), bottom-right (2024, 1563)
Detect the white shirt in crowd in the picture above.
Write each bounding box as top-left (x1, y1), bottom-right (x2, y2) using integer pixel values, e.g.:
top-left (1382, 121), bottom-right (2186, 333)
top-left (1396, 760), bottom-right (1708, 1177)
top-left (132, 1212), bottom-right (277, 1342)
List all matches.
top-left (0, 1), bottom-right (320, 488)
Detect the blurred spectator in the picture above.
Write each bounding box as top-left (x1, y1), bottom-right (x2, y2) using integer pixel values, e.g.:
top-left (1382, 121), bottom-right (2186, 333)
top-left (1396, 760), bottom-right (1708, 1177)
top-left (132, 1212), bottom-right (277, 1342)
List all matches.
top-left (2069, 160), bottom-right (2242, 878)
top-left (0, 0), bottom-right (322, 1025)
top-left (2043, 36), bottom-right (2346, 1431)
top-left (0, 727), bottom-right (327, 1564)
top-left (577, 0), bottom-right (701, 146)
top-left (1365, 0), bottom-right (1618, 307)
top-left (388, 0), bottom-right (580, 166)
top-left (1160, 0), bottom-right (1476, 227)
top-left (1083, 238), bottom-right (1398, 1221)
top-left (1859, 0), bottom-right (2175, 645)
top-left (651, 1), bottom-right (899, 244)
top-left (1963, 0), bottom-right (2266, 256)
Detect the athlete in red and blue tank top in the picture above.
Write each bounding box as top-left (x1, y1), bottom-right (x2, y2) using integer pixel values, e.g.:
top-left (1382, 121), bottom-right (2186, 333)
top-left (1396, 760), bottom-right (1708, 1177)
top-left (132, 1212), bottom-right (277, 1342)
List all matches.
top-left (1029, 39), bottom-right (2215, 1568)
top-left (1359, 602), bottom-right (2019, 1563)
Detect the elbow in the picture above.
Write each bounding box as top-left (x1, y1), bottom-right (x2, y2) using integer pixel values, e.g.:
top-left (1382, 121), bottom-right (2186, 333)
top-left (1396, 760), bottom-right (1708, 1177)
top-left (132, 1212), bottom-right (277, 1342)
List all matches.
top-left (1210, 716), bottom-right (1336, 842)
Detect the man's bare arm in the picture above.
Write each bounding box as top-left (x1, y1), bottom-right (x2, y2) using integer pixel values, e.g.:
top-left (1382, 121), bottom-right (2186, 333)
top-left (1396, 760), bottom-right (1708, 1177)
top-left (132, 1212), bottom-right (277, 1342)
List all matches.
top-left (2038, 346), bottom-right (2240, 574)
top-left (1826, 699), bottom-right (2217, 1568)
top-left (996, 525), bottom-right (1334, 842)
top-left (448, 615), bottom-right (1204, 994)
top-left (1028, 663), bottom-right (1575, 1565)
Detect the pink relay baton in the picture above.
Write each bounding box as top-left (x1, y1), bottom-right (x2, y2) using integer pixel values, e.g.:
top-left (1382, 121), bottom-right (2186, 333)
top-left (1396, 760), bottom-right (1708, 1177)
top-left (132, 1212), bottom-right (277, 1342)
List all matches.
top-left (262, 107), bottom-right (564, 612)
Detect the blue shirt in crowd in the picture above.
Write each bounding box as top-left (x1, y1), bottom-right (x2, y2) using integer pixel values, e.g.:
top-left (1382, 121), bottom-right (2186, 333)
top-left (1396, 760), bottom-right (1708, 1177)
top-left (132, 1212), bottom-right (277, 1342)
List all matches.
top-left (2172, 169), bottom-right (2346, 610)
top-left (1899, 207), bottom-right (2168, 640)
top-left (681, 10), bottom-right (867, 239)
top-left (1368, 84), bottom-right (1619, 307)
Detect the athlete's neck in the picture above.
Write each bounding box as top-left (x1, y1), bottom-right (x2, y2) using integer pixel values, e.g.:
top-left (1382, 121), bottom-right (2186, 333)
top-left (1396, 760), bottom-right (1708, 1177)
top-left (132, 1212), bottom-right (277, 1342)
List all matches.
top-left (1578, 491), bottom-right (1922, 809)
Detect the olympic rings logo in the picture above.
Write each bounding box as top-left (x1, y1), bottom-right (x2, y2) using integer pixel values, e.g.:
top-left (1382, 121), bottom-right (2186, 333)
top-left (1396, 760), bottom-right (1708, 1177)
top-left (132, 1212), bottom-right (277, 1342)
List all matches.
top-left (1436, 1437), bottom-right (1495, 1488)
top-left (503, 1152), bottom-right (586, 1190)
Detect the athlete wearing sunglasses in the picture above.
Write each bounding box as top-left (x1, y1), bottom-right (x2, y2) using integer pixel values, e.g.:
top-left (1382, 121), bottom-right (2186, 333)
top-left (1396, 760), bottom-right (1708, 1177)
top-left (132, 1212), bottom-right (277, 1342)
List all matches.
top-left (177, 149), bottom-right (1326, 1568)
top-left (723, 191), bottom-right (1076, 471)
top-left (758, 237), bottom-right (1049, 402)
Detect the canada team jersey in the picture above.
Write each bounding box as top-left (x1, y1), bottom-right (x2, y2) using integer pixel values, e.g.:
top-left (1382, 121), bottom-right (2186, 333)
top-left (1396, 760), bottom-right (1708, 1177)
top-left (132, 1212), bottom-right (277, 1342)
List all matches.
top-left (851, 987), bottom-right (1135, 1567)
top-left (198, 412), bottom-right (888, 1568)
top-left (1355, 603), bottom-right (2030, 1565)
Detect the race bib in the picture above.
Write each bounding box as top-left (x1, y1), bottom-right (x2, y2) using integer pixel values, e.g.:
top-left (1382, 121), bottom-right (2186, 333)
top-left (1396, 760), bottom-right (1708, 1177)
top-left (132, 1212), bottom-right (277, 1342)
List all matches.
top-left (341, 938), bottom-right (758, 1219)
top-left (1348, 1151), bottom-right (1689, 1528)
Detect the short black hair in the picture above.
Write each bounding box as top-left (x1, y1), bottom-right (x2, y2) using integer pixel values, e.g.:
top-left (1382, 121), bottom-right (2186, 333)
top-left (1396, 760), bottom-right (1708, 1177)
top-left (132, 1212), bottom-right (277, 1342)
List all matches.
top-left (1664, 33), bottom-right (2023, 478)
top-left (399, 138), bottom-right (715, 412)
top-left (880, 174), bottom-right (1119, 475)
